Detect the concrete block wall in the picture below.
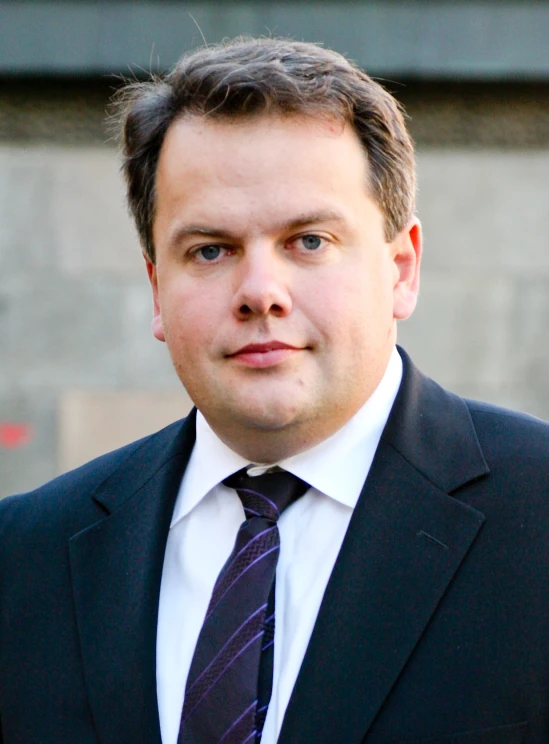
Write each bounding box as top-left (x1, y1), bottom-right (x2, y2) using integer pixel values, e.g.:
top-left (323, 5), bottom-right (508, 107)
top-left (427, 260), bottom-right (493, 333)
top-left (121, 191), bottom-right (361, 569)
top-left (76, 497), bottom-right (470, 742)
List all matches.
top-left (0, 146), bottom-right (192, 496)
top-left (1, 144), bottom-right (549, 497)
top-left (399, 151), bottom-right (549, 415)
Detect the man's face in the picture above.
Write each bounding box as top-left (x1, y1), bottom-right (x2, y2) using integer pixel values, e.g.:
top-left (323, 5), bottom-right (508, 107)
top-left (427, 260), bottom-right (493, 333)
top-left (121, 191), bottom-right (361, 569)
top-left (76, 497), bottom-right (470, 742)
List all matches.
top-left (148, 114), bottom-right (421, 461)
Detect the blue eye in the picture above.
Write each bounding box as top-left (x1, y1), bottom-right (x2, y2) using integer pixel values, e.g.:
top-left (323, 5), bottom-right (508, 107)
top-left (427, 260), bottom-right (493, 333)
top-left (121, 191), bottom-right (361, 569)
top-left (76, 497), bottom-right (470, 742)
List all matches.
top-left (301, 235), bottom-right (322, 250)
top-left (199, 245), bottom-right (222, 261)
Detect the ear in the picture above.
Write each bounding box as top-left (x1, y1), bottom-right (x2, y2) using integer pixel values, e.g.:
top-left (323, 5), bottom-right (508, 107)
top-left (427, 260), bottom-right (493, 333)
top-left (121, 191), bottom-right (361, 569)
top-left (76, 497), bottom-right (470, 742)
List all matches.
top-left (145, 256), bottom-right (166, 342)
top-left (391, 217), bottom-right (422, 321)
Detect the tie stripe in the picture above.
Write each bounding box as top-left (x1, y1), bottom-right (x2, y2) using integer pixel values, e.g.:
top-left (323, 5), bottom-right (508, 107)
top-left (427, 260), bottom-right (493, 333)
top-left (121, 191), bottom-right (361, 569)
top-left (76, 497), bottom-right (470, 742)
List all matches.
top-left (207, 537), bottom-right (279, 619)
top-left (236, 488), bottom-right (280, 519)
top-left (261, 613), bottom-right (275, 651)
top-left (183, 604), bottom-right (268, 717)
top-left (219, 703), bottom-right (257, 743)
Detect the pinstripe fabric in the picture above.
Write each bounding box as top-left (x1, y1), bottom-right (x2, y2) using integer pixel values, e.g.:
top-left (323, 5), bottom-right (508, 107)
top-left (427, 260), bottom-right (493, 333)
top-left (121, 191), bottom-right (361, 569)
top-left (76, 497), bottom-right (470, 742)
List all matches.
top-left (178, 468), bottom-right (308, 744)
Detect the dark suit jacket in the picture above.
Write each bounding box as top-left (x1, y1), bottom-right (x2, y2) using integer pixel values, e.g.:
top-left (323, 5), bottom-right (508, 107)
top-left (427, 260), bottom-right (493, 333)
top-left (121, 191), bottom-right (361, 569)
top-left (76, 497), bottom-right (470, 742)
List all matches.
top-left (1, 349), bottom-right (548, 743)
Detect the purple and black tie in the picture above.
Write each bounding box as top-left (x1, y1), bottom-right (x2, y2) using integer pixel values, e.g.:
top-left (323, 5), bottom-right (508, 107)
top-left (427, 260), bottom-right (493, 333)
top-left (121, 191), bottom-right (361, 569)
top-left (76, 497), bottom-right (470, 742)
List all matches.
top-left (178, 467), bottom-right (309, 744)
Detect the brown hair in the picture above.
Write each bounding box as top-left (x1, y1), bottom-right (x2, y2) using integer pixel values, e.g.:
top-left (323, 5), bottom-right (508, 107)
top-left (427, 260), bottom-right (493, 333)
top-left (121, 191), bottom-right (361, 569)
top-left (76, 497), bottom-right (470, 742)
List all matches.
top-left (114, 36), bottom-right (416, 262)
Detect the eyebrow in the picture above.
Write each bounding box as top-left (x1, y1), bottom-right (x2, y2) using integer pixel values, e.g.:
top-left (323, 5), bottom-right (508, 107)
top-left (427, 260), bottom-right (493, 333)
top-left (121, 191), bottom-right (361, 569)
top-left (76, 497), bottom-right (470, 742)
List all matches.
top-left (167, 210), bottom-right (347, 246)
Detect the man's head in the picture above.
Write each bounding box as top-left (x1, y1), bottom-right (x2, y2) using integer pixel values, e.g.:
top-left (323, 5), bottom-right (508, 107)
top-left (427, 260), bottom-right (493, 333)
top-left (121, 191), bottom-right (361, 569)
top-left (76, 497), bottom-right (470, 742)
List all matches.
top-left (116, 36), bottom-right (416, 264)
top-left (115, 37), bottom-right (422, 462)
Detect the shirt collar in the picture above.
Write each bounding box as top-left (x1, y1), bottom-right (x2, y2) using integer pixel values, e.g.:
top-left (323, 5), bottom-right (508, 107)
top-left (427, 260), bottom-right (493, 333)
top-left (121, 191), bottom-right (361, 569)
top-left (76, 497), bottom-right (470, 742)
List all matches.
top-left (171, 347), bottom-right (402, 527)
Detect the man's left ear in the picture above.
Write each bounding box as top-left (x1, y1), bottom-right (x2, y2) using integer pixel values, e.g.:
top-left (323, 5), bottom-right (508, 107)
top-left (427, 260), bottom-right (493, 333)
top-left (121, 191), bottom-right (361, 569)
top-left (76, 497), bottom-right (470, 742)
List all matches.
top-left (145, 256), bottom-right (166, 343)
top-left (392, 217), bottom-right (422, 321)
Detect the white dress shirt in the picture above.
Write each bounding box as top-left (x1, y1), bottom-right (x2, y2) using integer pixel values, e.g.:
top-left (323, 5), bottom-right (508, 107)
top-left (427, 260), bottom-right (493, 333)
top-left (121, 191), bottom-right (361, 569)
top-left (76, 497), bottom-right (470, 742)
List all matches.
top-left (157, 347), bottom-right (403, 744)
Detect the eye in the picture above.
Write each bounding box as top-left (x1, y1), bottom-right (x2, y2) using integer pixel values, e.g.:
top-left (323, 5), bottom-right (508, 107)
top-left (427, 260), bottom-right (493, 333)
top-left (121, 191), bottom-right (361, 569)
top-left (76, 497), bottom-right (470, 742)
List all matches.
top-left (299, 234), bottom-right (323, 251)
top-left (197, 245), bottom-right (222, 261)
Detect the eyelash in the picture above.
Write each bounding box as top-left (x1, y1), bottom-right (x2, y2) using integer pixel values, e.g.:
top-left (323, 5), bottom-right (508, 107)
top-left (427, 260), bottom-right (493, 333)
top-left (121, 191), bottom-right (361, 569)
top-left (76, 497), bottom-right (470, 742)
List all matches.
top-left (190, 233), bottom-right (328, 262)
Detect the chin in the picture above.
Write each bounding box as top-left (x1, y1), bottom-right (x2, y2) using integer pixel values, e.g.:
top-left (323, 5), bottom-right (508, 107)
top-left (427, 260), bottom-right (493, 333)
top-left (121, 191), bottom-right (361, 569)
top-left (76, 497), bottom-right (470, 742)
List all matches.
top-left (238, 407), bottom-right (299, 432)
top-left (222, 392), bottom-right (301, 430)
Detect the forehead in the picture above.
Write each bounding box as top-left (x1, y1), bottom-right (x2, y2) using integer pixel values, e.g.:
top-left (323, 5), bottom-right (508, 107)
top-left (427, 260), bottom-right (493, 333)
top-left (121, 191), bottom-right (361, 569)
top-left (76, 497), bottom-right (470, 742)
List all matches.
top-left (153, 113), bottom-right (378, 239)
top-left (158, 113), bottom-right (368, 183)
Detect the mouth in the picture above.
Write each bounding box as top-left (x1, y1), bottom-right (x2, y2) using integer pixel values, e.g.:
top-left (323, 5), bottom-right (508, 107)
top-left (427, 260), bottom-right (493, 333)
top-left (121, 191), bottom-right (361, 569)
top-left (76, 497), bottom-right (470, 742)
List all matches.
top-left (228, 341), bottom-right (303, 369)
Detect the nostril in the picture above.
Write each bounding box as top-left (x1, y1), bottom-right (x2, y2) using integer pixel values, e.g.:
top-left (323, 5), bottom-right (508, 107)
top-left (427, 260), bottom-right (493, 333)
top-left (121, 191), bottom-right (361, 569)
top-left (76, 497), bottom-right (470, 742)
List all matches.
top-left (236, 298), bottom-right (290, 317)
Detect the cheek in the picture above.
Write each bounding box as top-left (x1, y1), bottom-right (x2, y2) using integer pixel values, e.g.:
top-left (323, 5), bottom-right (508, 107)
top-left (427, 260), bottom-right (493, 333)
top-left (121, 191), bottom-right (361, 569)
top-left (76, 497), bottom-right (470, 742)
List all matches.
top-left (161, 284), bottom-right (224, 351)
top-left (309, 272), bottom-right (394, 353)
top-left (303, 269), bottom-right (376, 324)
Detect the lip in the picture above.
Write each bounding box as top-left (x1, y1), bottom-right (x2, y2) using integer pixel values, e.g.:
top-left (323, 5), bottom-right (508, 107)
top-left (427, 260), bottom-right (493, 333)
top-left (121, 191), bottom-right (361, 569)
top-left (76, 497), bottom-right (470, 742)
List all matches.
top-left (228, 341), bottom-right (303, 368)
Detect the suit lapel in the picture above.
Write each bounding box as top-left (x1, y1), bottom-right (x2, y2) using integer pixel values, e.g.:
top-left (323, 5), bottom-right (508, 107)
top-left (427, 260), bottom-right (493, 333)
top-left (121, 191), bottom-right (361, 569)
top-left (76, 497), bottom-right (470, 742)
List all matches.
top-left (69, 411), bottom-right (196, 744)
top-left (279, 351), bottom-right (490, 744)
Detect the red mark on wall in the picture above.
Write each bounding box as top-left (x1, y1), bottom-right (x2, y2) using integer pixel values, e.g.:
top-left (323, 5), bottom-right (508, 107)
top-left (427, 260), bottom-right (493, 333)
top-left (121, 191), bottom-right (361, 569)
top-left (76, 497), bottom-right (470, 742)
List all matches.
top-left (0, 422), bottom-right (34, 448)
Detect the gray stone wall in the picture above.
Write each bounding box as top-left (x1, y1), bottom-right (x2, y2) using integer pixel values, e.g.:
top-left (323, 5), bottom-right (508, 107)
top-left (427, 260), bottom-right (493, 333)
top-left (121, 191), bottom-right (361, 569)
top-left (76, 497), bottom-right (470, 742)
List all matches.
top-left (2, 87), bottom-right (549, 498)
top-left (400, 151), bottom-right (549, 415)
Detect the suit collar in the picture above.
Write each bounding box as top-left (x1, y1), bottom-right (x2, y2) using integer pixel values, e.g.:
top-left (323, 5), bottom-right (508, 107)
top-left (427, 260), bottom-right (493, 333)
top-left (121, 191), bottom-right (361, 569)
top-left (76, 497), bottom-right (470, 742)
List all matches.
top-left (69, 410), bottom-right (196, 744)
top-left (279, 351), bottom-right (489, 744)
top-left (383, 346), bottom-right (489, 492)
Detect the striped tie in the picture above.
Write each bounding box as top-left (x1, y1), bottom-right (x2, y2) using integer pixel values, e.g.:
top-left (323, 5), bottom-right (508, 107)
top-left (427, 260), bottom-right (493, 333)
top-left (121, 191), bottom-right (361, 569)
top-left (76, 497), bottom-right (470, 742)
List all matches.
top-left (178, 467), bottom-right (309, 744)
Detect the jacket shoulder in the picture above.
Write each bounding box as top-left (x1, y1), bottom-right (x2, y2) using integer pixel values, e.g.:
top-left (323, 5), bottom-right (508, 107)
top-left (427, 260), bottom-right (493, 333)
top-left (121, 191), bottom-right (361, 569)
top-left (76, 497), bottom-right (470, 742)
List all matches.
top-left (391, 348), bottom-right (549, 496)
top-left (466, 397), bottom-right (549, 453)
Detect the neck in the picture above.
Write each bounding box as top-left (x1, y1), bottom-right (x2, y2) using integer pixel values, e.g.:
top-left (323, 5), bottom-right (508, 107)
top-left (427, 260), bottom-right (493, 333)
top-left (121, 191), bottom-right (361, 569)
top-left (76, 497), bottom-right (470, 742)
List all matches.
top-left (216, 426), bottom-right (329, 465)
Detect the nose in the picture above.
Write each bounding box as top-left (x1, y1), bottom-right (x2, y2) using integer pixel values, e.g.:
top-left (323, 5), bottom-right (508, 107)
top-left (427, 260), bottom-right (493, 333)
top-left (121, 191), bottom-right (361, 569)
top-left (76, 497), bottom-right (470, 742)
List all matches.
top-left (231, 243), bottom-right (293, 320)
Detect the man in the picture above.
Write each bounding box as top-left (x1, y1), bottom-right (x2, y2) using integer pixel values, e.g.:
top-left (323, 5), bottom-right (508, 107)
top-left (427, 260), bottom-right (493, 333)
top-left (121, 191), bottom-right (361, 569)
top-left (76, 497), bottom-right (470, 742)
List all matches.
top-left (0, 37), bottom-right (548, 744)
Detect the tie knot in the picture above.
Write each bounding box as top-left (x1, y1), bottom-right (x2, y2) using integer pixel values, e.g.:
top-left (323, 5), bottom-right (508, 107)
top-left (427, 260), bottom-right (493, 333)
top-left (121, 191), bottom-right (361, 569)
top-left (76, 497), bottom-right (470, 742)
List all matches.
top-left (223, 467), bottom-right (309, 521)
